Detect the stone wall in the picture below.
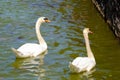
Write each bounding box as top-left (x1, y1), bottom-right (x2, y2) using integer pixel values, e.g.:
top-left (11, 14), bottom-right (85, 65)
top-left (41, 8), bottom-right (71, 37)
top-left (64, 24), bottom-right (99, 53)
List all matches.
top-left (92, 0), bottom-right (120, 39)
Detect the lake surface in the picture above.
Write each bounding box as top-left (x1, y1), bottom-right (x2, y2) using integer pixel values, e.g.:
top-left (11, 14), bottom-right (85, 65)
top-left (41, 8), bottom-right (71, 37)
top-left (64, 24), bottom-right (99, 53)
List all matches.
top-left (0, 0), bottom-right (120, 80)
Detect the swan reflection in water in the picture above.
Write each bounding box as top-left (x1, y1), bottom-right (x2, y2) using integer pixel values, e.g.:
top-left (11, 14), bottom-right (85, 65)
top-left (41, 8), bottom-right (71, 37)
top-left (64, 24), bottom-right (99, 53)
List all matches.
top-left (69, 68), bottom-right (96, 80)
top-left (12, 51), bottom-right (48, 78)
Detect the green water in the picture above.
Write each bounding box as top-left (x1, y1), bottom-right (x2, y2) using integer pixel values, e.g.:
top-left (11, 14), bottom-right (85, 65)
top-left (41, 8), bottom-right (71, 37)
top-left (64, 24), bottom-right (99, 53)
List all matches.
top-left (0, 0), bottom-right (120, 80)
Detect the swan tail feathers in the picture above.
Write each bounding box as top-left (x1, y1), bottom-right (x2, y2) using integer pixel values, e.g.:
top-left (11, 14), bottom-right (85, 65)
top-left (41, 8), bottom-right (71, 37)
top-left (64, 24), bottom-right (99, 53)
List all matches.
top-left (69, 62), bottom-right (80, 73)
top-left (11, 48), bottom-right (23, 58)
top-left (11, 48), bottom-right (19, 53)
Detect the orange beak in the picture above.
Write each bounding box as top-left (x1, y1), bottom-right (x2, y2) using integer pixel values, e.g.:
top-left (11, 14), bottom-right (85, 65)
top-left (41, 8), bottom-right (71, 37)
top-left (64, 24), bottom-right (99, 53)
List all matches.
top-left (45, 20), bottom-right (51, 23)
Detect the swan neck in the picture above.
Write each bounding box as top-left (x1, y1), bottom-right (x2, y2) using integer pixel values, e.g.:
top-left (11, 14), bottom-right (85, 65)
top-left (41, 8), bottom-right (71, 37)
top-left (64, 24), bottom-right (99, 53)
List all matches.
top-left (83, 33), bottom-right (95, 59)
top-left (35, 20), bottom-right (47, 48)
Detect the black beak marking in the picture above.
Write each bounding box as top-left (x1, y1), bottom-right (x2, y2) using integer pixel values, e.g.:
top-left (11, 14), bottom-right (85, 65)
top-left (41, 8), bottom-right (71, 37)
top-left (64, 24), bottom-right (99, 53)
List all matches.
top-left (44, 18), bottom-right (48, 20)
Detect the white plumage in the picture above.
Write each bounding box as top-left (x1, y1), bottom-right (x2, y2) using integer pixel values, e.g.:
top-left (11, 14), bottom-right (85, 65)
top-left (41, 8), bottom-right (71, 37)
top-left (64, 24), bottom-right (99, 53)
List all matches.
top-left (12, 17), bottom-right (50, 58)
top-left (69, 28), bottom-right (96, 73)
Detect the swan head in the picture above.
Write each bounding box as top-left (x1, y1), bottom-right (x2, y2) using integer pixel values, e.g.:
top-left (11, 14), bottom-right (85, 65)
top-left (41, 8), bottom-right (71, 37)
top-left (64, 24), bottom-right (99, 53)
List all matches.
top-left (38, 17), bottom-right (51, 23)
top-left (83, 28), bottom-right (93, 34)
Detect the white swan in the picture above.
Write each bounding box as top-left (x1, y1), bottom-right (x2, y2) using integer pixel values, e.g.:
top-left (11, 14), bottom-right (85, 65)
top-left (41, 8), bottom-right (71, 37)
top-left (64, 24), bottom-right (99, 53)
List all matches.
top-left (12, 17), bottom-right (50, 58)
top-left (69, 28), bottom-right (96, 73)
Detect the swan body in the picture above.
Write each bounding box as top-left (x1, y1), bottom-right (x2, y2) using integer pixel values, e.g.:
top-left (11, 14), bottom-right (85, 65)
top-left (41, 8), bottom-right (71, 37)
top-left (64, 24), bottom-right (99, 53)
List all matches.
top-left (69, 28), bottom-right (96, 73)
top-left (12, 17), bottom-right (50, 58)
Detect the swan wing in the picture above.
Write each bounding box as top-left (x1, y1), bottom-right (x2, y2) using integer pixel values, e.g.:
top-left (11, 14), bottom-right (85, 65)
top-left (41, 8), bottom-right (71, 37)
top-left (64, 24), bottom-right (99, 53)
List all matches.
top-left (13, 43), bottom-right (47, 58)
top-left (18, 43), bottom-right (46, 55)
top-left (69, 57), bottom-right (95, 73)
